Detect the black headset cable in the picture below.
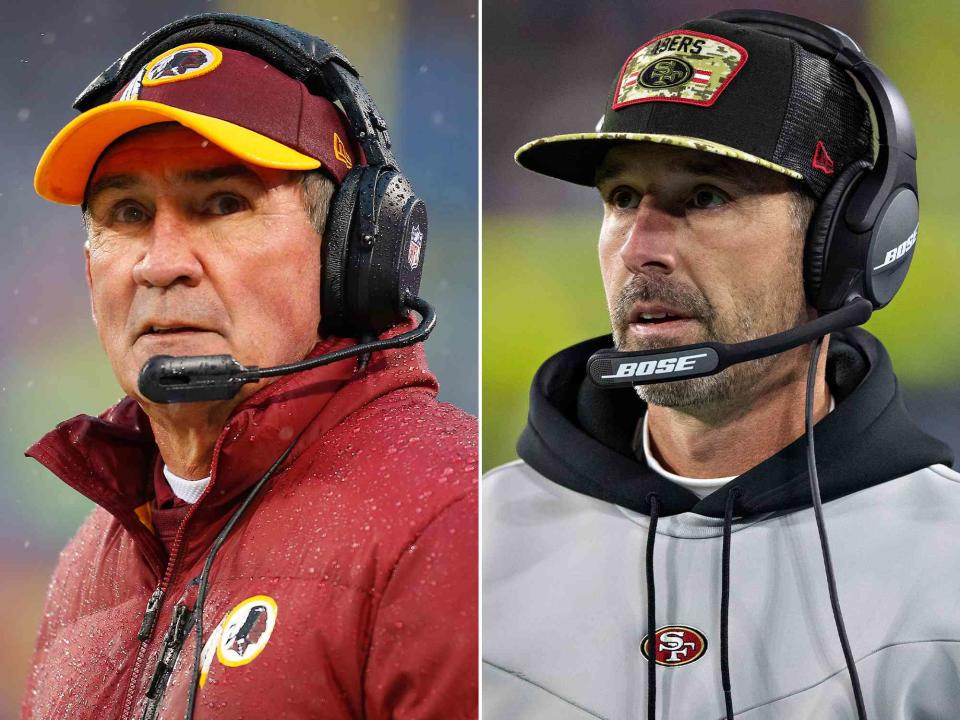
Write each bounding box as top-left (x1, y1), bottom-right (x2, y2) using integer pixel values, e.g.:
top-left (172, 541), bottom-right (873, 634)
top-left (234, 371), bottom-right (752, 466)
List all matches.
top-left (805, 336), bottom-right (868, 720)
top-left (254, 295), bottom-right (436, 380)
top-left (182, 434), bottom-right (302, 720)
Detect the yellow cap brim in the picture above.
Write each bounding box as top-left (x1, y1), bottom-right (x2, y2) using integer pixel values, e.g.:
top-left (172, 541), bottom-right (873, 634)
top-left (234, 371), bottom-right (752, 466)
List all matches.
top-left (515, 132), bottom-right (803, 186)
top-left (34, 100), bottom-right (322, 205)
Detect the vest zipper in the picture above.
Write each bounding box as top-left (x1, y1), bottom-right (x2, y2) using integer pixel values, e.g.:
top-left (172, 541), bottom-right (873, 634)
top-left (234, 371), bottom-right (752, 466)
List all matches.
top-left (140, 602), bottom-right (195, 720)
top-left (120, 429), bottom-right (233, 720)
top-left (119, 501), bottom-right (206, 720)
top-left (138, 587), bottom-right (165, 641)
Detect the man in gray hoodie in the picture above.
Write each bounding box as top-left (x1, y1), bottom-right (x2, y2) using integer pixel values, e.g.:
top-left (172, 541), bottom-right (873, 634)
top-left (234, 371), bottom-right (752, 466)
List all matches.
top-left (484, 10), bottom-right (958, 720)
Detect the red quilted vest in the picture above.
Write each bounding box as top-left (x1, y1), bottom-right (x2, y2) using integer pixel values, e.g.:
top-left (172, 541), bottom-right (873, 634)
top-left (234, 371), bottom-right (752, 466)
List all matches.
top-left (22, 333), bottom-right (478, 720)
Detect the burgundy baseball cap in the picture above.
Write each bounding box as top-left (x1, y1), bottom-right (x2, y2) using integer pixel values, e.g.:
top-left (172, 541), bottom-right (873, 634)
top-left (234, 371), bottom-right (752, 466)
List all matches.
top-left (35, 42), bottom-right (360, 204)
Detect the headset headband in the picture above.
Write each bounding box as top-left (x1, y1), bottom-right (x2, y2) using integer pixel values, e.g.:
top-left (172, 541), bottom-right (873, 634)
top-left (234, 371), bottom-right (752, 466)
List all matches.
top-left (711, 10), bottom-right (916, 232)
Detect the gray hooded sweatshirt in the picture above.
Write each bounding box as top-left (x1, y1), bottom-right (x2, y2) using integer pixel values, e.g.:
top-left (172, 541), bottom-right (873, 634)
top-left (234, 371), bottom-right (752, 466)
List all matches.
top-left (483, 328), bottom-right (959, 719)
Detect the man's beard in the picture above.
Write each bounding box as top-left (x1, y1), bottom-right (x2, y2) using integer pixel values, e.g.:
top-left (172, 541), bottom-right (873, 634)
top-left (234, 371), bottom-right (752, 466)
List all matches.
top-left (610, 273), bottom-right (807, 408)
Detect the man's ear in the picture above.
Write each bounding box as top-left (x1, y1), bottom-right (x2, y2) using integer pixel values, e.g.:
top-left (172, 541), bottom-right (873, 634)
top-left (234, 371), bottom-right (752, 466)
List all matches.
top-left (84, 241), bottom-right (98, 329)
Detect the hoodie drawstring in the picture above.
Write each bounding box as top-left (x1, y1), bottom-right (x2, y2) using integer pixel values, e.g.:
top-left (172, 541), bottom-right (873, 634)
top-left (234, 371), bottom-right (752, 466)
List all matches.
top-left (720, 487), bottom-right (740, 720)
top-left (637, 336), bottom-right (866, 720)
top-left (645, 492), bottom-right (660, 720)
top-left (805, 337), bottom-right (868, 720)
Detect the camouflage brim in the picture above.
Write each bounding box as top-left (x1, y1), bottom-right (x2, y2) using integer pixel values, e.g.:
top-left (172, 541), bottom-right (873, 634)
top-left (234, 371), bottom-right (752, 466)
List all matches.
top-left (514, 132), bottom-right (804, 187)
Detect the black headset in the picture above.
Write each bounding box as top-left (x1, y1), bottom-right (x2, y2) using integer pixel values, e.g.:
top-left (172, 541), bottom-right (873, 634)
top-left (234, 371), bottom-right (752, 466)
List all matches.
top-left (713, 10), bottom-right (919, 314)
top-left (76, 12), bottom-right (429, 340)
top-left (696, 18), bottom-right (907, 719)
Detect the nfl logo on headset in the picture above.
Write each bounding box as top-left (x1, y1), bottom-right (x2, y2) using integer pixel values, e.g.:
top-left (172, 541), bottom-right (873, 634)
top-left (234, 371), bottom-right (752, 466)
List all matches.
top-left (408, 225), bottom-right (423, 269)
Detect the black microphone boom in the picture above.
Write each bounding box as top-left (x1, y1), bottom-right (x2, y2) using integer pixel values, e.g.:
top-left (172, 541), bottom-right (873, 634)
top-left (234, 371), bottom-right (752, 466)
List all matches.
top-left (587, 298), bottom-right (873, 388)
top-left (138, 295), bottom-right (437, 404)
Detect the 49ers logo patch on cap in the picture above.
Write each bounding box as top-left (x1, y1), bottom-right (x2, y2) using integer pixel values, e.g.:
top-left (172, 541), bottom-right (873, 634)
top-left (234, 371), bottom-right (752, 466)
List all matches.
top-left (614, 31), bottom-right (747, 110)
top-left (143, 42), bottom-right (223, 87)
top-left (640, 625), bottom-right (708, 667)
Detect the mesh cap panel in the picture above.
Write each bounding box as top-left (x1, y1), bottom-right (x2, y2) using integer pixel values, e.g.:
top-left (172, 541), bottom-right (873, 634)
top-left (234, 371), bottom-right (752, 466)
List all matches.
top-left (773, 45), bottom-right (873, 197)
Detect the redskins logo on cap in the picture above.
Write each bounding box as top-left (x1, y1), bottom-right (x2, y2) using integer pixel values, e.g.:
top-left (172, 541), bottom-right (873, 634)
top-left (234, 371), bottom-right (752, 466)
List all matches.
top-left (142, 42), bottom-right (223, 87)
top-left (615, 30), bottom-right (747, 109)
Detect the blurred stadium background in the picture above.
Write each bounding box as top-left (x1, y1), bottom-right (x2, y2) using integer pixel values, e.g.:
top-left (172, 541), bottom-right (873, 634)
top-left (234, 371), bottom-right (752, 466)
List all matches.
top-left (6, 0), bottom-right (960, 713)
top-left (483, 0), bottom-right (960, 471)
top-left (0, 0), bottom-right (476, 714)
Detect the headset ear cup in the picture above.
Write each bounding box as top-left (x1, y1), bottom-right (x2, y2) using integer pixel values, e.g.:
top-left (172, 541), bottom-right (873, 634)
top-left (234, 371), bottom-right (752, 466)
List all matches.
top-left (345, 169), bottom-right (427, 335)
top-left (864, 186), bottom-right (919, 308)
top-left (321, 166), bottom-right (364, 337)
top-left (320, 166), bottom-right (428, 339)
top-left (803, 160), bottom-right (870, 308)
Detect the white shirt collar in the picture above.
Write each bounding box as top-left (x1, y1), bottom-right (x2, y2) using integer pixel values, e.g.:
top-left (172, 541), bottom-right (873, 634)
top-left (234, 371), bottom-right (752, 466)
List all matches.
top-left (162, 465), bottom-right (211, 505)
top-left (641, 395), bottom-right (836, 499)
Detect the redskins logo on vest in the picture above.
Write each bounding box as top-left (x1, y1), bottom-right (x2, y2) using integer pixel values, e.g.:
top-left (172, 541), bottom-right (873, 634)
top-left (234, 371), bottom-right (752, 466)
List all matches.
top-left (640, 625), bottom-right (708, 667)
top-left (198, 595), bottom-right (278, 688)
top-left (614, 31), bottom-right (747, 109)
top-left (142, 42), bottom-right (223, 87)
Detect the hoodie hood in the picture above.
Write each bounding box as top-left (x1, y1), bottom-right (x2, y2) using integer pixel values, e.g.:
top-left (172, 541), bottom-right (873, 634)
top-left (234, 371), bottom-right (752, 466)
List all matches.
top-left (518, 327), bottom-right (952, 519)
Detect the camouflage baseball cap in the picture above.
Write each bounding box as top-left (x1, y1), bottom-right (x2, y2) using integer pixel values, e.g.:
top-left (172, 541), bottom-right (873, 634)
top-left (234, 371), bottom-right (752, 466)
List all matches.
top-left (515, 18), bottom-right (874, 199)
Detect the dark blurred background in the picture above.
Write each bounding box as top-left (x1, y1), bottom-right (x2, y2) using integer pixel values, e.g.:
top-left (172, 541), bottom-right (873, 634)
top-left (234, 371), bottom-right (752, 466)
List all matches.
top-left (0, 0), bottom-right (476, 714)
top-left (483, 0), bottom-right (960, 471)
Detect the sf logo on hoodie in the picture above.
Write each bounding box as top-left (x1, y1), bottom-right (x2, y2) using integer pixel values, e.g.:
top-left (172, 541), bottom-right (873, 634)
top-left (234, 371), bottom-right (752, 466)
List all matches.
top-left (641, 625), bottom-right (707, 667)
